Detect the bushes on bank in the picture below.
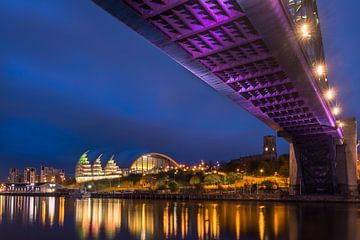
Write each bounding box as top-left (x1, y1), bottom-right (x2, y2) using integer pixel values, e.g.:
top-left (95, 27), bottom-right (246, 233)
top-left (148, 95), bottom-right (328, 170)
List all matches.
top-left (204, 174), bottom-right (222, 185)
top-left (189, 176), bottom-right (201, 186)
top-left (168, 181), bottom-right (179, 192)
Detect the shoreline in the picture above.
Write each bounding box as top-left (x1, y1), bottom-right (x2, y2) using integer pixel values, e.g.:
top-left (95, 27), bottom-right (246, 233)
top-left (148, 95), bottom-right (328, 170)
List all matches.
top-left (90, 192), bottom-right (360, 203)
top-left (1, 191), bottom-right (360, 203)
top-left (0, 192), bottom-right (66, 197)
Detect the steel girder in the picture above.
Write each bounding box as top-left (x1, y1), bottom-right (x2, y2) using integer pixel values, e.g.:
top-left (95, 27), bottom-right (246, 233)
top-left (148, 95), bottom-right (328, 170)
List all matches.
top-left (292, 135), bottom-right (337, 194)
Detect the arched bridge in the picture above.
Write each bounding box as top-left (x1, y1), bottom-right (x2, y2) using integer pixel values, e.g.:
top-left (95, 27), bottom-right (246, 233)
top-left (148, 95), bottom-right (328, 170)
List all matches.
top-left (93, 0), bottom-right (358, 195)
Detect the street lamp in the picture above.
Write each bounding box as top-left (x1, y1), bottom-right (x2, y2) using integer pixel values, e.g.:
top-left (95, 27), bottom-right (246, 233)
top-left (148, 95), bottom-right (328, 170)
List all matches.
top-left (315, 64), bottom-right (326, 77)
top-left (324, 88), bottom-right (335, 101)
top-left (337, 121), bottom-right (345, 128)
top-left (332, 106), bottom-right (341, 116)
top-left (299, 23), bottom-right (311, 39)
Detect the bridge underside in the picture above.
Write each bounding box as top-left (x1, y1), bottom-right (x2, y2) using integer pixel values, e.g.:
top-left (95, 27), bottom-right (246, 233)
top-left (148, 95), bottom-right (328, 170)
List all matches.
top-left (93, 0), bottom-right (355, 195)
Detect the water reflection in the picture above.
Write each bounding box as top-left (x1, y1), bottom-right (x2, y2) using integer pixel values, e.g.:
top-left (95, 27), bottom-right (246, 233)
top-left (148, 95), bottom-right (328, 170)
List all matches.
top-left (0, 195), bottom-right (360, 239)
top-left (69, 198), bottom-right (293, 239)
top-left (0, 196), bottom-right (63, 227)
top-left (0, 195), bottom-right (3, 224)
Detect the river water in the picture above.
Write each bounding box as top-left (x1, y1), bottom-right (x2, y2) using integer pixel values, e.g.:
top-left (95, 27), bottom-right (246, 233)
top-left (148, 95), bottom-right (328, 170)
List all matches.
top-left (0, 195), bottom-right (359, 239)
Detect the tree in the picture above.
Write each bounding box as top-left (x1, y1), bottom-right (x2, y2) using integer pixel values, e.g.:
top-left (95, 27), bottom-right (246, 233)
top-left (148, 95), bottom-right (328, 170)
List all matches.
top-left (259, 161), bottom-right (272, 175)
top-left (204, 174), bottom-right (222, 185)
top-left (261, 180), bottom-right (278, 190)
top-left (154, 176), bottom-right (170, 190)
top-left (277, 154), bottom-right (289, 177)
top-left (226, 172), bottom-right (242, 184)
top-left (278, 164), bottom-right (289, 177)
top-left (189, 176), bottom-right (201, 185)
top-left (155, 182), bottom-right (168, 190)
top-left (168, 181), bottom-right (179, 192)
top-left (248, 158), bottom-right (261, 173)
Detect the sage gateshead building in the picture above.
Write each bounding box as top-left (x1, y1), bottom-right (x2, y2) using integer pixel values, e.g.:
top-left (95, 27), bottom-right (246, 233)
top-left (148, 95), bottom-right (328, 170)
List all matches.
top-left (75, 151), bottom-right (124, 183)
top-left (130, 153), bottom-right (179, 174)
top-left (75, 152), bottom-right (179, 183)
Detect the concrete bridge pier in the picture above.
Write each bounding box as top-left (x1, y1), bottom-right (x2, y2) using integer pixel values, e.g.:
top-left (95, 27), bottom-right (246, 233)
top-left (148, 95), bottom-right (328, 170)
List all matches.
top-left (289, 143), bottom-right (301, 195)
top-left (335, 118), bottom-right (358, 196)
top-left (290, 118), bottom-right (358, 196)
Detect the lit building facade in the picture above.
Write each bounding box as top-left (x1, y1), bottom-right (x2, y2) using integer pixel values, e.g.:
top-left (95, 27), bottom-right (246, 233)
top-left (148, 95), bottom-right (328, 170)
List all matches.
top-left (130, 153), bottom-right (179, 174)
top-left (75, 152), bottom-right (123, 183)
top-left (75, 151), bottom-right (92, 179)
top-left (24, 167), bottom-right (37, 184)
top-left (8, 168), bottom-right (22, 183)
top-left (104, 155), bottom-right (121, 175)
top-left (40, 166), bottom-right (65, 183)
top-left (92, 154), bottom-right (104, 176)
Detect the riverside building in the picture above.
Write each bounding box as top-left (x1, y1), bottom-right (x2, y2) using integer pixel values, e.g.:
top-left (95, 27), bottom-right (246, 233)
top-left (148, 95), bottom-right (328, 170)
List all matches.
top-left (130, 153), bottom-right (179, 174)
top-left (24, 167), bottom-right (37, 184)
top-left (75, 151), bottom-right (179, 183)
top-left (40, 166), bottom-right (65, 183)
top-left (75, 152), bottom-right (124, 183)
top-left (8, 168), bottom-right (23, 183)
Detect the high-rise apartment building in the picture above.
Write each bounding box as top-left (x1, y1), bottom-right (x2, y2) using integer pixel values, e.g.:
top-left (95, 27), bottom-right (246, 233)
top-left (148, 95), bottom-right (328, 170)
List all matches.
top-left (40, 166), bottom-right (65, 183)
top-left (24, 167), bottom-right (37, 184)
top-left (8, 168), bottom-right (22, 183)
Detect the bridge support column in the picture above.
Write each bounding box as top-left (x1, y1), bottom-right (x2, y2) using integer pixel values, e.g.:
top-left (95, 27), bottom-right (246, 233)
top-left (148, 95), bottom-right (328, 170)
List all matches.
top-left (289, 135), bottom-right (337, 194)
top-left (289, 118), bottom-right (358, 196)
top-left (335, 118), bottom-right (358, 196)
top-left (289, 143), bottom-right (301, 195)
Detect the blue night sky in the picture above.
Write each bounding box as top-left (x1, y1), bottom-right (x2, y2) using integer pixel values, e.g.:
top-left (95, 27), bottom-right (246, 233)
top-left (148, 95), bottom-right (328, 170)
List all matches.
top-left (0, 1), bottom-right (359, 180)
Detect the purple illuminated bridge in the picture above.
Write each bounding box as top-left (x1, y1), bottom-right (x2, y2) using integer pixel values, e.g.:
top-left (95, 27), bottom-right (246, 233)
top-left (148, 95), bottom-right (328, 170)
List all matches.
top-left (93, 0), bottom-right (358, 195)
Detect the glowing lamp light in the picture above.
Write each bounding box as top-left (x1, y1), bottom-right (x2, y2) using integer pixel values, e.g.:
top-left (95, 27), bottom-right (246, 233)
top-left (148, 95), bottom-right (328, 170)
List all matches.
top-left (300, 23), bottom-right (311, 39)
top-left (338, 121), bottom-right (344, 128)
top-left (324, 89), bottom-right (335, 101)
top-left (332, 106), bottom-right (341, 116)
top-left (315, 64), bottom-right (326, 77)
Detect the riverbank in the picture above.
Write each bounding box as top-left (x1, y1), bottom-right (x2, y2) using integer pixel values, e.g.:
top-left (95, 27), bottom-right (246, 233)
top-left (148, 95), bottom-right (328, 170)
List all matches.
top-left (2, 191), bottom-right (360, 203)
top-left (0, 192), bottom-right (67, 197)
top-left (91, 192), bottom-right (360, 203)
